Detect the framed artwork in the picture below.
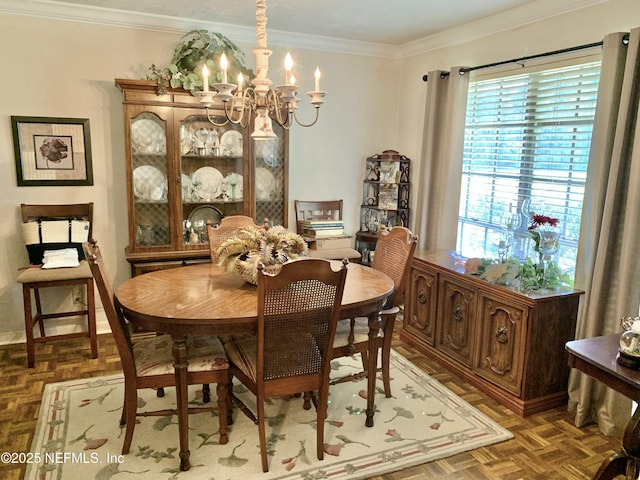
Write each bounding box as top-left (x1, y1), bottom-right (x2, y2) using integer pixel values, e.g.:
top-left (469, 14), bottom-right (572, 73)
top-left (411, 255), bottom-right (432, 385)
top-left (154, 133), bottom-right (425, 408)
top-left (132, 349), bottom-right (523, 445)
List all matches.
top-left (11, 116), bottom-right (93, 186)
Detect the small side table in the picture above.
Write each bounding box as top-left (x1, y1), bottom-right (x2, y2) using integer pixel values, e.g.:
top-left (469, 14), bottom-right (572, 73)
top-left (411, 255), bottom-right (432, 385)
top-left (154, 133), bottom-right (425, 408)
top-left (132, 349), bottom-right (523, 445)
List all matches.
top-left (565, 334), bottom-right (640, 480)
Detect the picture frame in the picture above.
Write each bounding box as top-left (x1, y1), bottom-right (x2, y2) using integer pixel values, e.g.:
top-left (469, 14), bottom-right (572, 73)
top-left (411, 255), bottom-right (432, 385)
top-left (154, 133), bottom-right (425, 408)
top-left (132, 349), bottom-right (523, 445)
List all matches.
top-left (11, 116), bottom-right (93, 186)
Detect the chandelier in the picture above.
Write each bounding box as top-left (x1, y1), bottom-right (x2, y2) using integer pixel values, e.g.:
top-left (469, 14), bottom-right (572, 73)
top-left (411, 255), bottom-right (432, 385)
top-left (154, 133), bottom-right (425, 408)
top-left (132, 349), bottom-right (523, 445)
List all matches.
top-left (198, 0), bottom-right (325, 139)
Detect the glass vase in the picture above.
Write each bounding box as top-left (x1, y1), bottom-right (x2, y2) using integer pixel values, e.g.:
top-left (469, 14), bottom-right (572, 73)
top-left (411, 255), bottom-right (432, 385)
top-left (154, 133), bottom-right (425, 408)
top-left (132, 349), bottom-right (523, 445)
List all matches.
top-left (531, 226), bottom-right (561, 289)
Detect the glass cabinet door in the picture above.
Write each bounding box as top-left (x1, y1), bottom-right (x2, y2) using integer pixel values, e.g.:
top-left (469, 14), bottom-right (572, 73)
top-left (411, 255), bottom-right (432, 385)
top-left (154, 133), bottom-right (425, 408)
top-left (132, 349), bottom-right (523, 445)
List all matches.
top-left (130, 111), bottom-right (170, 249)
top-left (254, 122), bottom-right (286, 226)
top-left (178, 112), bottom-right (245, 247)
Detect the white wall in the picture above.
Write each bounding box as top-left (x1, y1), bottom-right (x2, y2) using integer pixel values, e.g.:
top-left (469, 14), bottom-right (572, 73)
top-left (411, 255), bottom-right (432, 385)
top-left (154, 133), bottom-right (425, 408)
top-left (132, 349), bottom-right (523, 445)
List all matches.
top-left (0, 0), bottom-right (637, 343)
top-left (0, 13), bottom-right (401, 342)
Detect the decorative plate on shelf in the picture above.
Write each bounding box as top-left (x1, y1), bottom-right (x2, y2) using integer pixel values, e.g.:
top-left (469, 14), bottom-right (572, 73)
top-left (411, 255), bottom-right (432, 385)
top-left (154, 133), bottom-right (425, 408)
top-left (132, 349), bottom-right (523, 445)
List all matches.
top-left (131, 119), bottom-right (166, 154)
top-left (220, 130), bottom-right (243, 156)
top-left (187, 205), bottom-right (223, 232)
top-left (133, 165), bottom-right (167, 201)
top-left (223, 173), bottom-right (243, 200)
top-left (255, 167), bottom-right (276, 201)
top-left (192, 166), bottom-right (223, 201)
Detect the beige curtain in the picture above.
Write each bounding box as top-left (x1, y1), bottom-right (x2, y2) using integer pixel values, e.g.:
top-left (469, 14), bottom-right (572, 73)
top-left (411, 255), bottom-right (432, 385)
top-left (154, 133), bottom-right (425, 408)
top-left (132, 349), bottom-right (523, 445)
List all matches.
top-left (414, 67), bottom-right (469, 250)
top-left (569, 28), bottom-right (640, 437)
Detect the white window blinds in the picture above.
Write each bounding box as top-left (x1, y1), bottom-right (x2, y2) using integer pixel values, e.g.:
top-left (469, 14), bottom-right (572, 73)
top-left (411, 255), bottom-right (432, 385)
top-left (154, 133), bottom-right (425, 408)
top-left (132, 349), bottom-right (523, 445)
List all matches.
top-left (457, 60), bottom-right (601, 274)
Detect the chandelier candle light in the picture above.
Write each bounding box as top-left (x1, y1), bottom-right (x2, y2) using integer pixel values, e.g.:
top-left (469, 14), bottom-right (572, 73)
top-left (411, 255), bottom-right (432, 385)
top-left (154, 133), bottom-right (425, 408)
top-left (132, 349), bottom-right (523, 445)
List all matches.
top-left (198, 0), bottom-right (326, 139)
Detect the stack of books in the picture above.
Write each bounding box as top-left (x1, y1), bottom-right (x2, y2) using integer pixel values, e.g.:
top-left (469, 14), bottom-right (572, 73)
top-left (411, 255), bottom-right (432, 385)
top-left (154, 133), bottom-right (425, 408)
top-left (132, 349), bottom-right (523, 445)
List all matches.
top-left (300, 220), bottom-right (345, 238)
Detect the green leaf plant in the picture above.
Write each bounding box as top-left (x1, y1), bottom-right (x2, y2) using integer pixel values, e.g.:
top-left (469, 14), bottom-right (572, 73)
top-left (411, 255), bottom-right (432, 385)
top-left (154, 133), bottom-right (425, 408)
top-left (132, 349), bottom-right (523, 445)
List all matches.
top-left (146, 30), bottom-right (255, 95)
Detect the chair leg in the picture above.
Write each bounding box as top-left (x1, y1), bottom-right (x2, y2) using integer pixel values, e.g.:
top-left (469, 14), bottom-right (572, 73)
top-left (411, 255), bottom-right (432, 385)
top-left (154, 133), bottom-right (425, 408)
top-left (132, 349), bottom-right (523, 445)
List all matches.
top-left (216, 382), bottom-right (229, 444)
top-left (22, 284), bottom-right (36, 368)
top-left (258, 397), bottom-right (268, 472)
top-left (86, 279), bottom-right (98, 359)
top-left (202, 384), bottom-right (211, 403)
top-left (121, 383), bottom-right (138, 455)
top-left (381, 317), bottom-right (397, 398)
top-left (34, 288), bottom-right (46, 338)
top-left (317, 385), bottom-right (328, 461)
top-left (302, 391), bottom-right (312, 410)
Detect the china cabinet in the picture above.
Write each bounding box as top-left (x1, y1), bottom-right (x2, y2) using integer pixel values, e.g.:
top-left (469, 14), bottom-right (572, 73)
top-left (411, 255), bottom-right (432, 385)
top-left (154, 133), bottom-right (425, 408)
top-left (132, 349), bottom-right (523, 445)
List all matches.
top-left (355, 150), bottom-right (410, 263)
top-left (115, 79), bottom-right (288, 275)
top-left (401, 250), bottom-right (584, 416)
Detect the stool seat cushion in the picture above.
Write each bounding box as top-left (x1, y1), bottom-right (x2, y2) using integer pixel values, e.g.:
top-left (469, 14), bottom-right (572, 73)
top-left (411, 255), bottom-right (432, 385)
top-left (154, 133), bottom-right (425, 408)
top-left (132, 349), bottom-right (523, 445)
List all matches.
top-left (17, 260), bottom-right (93, 284)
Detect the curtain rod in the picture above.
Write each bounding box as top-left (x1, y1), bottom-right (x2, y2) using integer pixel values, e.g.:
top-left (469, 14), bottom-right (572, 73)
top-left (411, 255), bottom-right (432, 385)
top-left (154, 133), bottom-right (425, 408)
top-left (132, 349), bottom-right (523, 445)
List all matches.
top-left (421, 38), bottom-right (618, 82)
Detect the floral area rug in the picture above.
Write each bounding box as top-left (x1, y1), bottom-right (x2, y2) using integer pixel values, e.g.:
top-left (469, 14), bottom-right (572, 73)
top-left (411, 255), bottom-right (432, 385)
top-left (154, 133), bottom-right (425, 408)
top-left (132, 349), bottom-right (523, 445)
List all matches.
top-left (26, 350), bottom-right (512, 479)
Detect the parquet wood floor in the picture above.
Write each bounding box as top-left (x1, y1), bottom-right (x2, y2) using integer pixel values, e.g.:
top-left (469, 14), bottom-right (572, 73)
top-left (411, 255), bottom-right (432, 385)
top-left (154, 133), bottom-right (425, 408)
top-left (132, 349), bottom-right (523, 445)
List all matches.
top-left (0, 327), bottom-right (624, 480)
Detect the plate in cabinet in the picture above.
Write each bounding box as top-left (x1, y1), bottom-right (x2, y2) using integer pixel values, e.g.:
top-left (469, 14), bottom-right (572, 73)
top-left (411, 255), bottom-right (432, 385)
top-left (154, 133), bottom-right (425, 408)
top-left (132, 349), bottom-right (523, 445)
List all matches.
top-left (220, 130), bottom-right (243, 156)
top-left (131, 119), bottom-right (166, 154)
top-left (255, 167), bottom-right (276, 201)
top-left (192, 166), bottom-right (223, 201)
top-left (133, 165), bottom-right (166, 201)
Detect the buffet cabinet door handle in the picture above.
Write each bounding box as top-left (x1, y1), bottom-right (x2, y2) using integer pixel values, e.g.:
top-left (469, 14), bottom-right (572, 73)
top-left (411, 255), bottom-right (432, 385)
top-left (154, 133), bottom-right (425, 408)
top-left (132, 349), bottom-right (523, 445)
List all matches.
top-left (454, 304), bottom-right (463, 321)
top-left (496, 326), bottom-right (508, 344)
top-left (418, 290), bottom-right (427, 304)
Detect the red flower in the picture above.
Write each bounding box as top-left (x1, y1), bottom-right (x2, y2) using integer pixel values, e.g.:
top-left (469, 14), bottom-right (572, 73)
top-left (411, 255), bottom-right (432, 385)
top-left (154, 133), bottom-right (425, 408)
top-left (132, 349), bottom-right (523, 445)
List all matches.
top-left (528, 214), bottom-right (559, 231)
top-left (430, 422), bottom-right (441, 430)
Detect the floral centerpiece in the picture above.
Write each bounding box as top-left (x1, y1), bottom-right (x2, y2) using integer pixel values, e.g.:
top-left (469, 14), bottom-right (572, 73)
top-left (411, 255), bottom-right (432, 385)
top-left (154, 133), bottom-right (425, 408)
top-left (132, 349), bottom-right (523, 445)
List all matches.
top-left (216, 225), bottom-right (308, 284)
top-left (464, 212), bottom-right (571, 290)
top-left (527, 214), bottom-right (559, 263)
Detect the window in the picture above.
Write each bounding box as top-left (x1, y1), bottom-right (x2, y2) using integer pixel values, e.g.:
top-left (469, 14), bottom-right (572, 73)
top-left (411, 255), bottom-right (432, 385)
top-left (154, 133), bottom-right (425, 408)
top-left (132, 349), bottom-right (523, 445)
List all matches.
top-left (457, 60), bottom-right (601, 276)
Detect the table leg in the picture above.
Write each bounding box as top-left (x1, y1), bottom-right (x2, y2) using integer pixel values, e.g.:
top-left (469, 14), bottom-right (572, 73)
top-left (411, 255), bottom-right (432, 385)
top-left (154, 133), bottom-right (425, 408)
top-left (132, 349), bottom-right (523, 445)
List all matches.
top-left (592, 402), bottom-right (640, 480)
top-left (365, 312), bottom-right (379, 428)
top-left (172, 336), bottom-right (191, 471)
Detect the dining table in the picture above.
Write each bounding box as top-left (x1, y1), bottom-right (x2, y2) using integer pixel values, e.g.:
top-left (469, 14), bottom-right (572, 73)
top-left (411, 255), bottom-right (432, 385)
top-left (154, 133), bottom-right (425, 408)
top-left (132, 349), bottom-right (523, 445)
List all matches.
top-left (115, 260), bottom-right (394, 471)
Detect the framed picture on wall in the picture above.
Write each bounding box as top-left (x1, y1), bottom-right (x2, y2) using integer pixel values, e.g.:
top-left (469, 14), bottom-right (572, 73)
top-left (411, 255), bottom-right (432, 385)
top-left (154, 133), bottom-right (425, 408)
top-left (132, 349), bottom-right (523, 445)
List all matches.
top-left (11, 116), bottom-right (93, 186)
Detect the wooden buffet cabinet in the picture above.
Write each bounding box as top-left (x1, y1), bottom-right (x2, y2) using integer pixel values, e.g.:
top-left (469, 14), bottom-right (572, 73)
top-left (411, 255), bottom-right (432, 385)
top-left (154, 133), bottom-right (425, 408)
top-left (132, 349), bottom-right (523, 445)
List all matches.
top-left (400, 250), bottom-right (584, 416)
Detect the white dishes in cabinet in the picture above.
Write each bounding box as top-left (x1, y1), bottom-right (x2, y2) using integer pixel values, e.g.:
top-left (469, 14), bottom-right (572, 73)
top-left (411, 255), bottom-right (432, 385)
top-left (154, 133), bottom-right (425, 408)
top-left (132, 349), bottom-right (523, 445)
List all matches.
top-left (131, 119), bottom-right (166, 154)
top-left (255, 167), bottom-right (276, 201)
top-left (133, 166), bottom-right (167, 201)
top-left (192, 166), bottom-right (223, 201)
top-left (220, 130), bottom-right (243, 156)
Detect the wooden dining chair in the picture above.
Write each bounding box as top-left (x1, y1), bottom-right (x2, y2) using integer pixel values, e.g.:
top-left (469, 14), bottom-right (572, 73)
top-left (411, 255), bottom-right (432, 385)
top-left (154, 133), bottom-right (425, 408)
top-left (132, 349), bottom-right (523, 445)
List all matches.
top-left (224, 258), bottom-right (348, 472)
top-left (17, 203), bottom-right (98, 368)
top-left (207, 215), bottom-right (269, 263)
top-left (83, 240), bottom-right (232, 455)
top-left (294, 199), bottom-right (344, 232)
top-left (294, 199), bottom-right (361, 261)
top-left (331, 226), bottom-right (417, 397)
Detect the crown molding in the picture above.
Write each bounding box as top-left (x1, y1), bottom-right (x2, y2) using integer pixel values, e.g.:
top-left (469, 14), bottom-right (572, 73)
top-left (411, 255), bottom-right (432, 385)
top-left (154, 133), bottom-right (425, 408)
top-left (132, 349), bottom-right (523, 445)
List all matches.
top-left (0, 0), bottom-right (397, 58)
top-left (0, 0), bottom-right (612, 59)
top-left (399, 0), bottom-right (612, 58)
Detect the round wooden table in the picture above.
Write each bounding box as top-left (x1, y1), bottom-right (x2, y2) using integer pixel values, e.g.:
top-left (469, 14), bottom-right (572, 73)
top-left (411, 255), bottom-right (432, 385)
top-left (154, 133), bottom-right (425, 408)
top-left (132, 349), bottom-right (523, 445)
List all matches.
top-left (116, 261), bottom-right (394, 471)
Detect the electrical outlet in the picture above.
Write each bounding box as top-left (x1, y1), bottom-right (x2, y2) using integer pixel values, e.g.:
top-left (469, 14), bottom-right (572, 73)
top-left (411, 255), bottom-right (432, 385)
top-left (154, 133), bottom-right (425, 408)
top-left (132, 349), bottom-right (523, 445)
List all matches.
top-left (73, 286), bottom-right (83, 304)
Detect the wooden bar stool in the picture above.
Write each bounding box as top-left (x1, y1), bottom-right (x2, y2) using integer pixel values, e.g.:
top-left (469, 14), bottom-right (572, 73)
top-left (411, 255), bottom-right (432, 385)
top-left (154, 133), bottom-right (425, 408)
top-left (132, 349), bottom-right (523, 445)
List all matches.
top-left (16, 203), bottom-right (98, 368)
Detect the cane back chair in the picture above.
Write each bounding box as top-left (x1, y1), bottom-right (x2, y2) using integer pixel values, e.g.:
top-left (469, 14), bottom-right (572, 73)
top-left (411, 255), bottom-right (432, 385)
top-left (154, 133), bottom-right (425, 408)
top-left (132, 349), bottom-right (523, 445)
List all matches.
top-left (331, 226), bottom-right (417, 397)
top-left (224, 258), bottom-right (348, 472)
